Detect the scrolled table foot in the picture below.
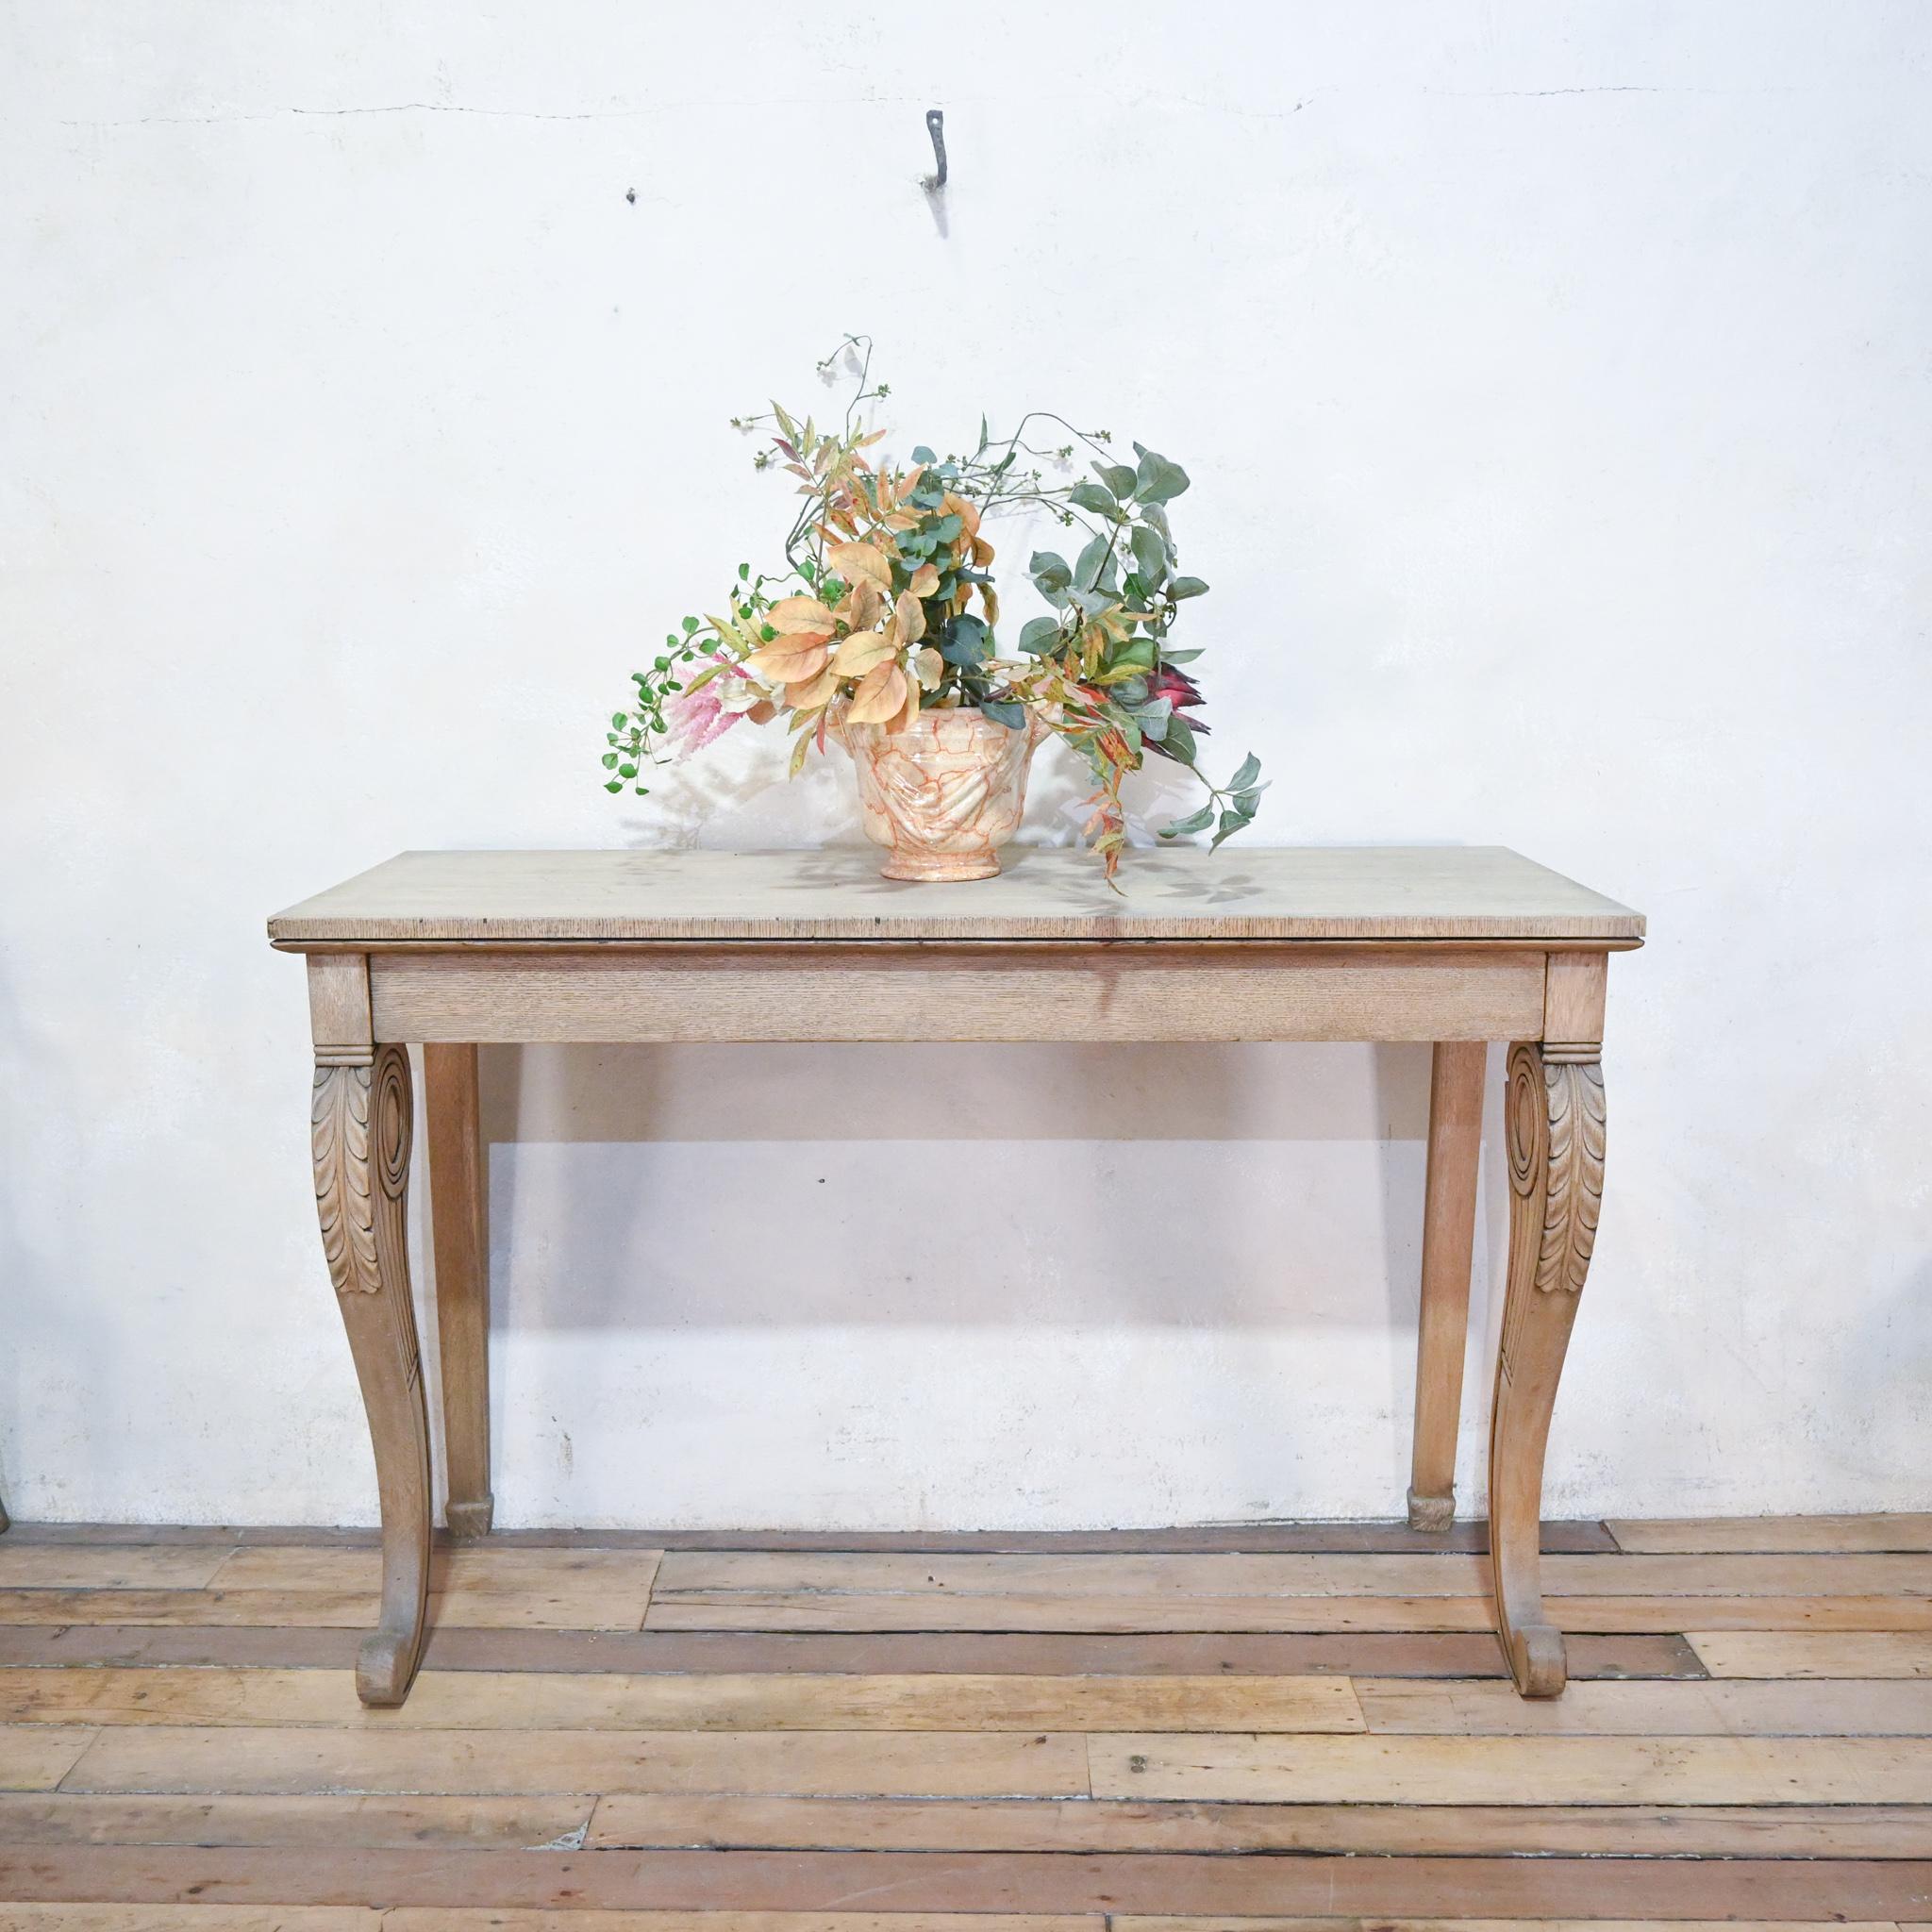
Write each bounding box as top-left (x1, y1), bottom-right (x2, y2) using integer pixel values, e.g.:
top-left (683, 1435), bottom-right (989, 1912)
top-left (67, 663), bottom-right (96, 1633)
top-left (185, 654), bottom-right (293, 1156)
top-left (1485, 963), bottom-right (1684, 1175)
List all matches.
top-left (1407, 1485), bottom-right (1456, 1533)
top-left (356, 1627), bottom-right (422, 1707)
top-left (1501, 1616), bottom-right (1569, 1698)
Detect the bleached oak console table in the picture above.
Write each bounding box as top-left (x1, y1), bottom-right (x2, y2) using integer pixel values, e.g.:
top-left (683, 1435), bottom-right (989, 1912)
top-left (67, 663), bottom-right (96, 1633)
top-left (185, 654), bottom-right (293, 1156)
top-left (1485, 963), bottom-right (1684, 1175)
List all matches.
top-left (269, 846), bottom-right (1642, 1707)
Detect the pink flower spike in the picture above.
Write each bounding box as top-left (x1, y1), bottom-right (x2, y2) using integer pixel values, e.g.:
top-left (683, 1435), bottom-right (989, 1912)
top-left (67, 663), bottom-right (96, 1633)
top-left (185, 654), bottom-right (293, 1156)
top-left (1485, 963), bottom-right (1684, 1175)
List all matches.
top-left (667, 683), bottom-right (741, 762)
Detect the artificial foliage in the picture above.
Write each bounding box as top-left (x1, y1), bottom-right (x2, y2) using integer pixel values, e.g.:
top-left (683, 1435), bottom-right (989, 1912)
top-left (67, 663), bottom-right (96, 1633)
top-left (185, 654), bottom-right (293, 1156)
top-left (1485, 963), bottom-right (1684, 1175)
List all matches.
top-left (602, 339), bottom-right (1264, 875)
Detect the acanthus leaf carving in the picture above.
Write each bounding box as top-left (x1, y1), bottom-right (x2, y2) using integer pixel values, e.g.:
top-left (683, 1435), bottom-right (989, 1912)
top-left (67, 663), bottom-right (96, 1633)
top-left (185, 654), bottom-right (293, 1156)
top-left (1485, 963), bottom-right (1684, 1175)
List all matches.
top-left (312, 1062), bottom-right (379, 1295)
top-left (1507, 1041), bottom-right (1605, 1294)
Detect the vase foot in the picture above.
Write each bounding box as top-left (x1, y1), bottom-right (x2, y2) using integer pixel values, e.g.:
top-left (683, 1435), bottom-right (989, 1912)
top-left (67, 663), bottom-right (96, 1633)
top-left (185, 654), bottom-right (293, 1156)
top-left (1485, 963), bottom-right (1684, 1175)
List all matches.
top-left (878, 852), bottom-right (1002, 882)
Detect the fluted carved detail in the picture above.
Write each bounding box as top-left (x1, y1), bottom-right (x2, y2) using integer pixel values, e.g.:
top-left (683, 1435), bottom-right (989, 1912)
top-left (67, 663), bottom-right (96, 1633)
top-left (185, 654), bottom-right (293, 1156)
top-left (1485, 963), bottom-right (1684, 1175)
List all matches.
top-left (1507, 1041), bottom-right (1605, 1294)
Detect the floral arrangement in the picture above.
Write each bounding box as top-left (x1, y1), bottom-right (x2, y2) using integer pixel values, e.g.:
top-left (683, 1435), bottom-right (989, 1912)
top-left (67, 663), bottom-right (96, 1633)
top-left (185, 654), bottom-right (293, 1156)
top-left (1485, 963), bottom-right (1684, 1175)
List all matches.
top-left (601, 339), bottom-right (1264, 877)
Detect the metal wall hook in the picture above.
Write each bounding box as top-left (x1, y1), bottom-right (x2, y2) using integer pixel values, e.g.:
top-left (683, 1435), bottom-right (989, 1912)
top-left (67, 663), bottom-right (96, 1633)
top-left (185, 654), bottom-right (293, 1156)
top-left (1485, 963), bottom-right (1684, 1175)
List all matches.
top-left (923, 108), bottom-right (947, 191)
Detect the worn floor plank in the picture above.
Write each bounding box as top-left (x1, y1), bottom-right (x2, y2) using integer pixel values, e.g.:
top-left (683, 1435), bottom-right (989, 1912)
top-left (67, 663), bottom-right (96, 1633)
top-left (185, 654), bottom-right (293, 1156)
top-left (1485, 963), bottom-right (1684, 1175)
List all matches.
top-left (57, 1725), bottom-right (1090, 1798)
top-left (8, 1586), bottom-right (1919, 1637)
top-left (1610, 1513), bottom-right (1932, 1554)
top-left (650, 1549), bottom-right (1932, 1599)
top-left (205, 1548), bottom-right (664, 1598)
top-left (641, 1590), bottom-right (1932, 1633)
top-left (1353, 1675), bottom-right (1932, 1735)
top-left (0, 1669), bottom-right (1362, 1735)
top-left (0, 1589), bottom-right (645, 1631)
top-left (0, 1520), bottom-right (1622, 1553)
top-left (1690, 1631), bottom-right (1932, 1678)
top-left (0, 1911), bottom-right (382, 1930)
top-left (0, 1790), bottom-right (595, 1850)
top-left (1116, 1920), bottom-right (1908, 1932)
top-left (0, 1626), bottom-right (1705, 1679)
top-left (384, 1918), bottom-right (1100, 1932)
top-left (581, 1792), bottom-right (1932, 1857)
top-left (0, 1547), bottom-right (230, 1591)
top-left (0, 1727), bottom-right (102, 1793)
top-left (1090, 1732), bottom-right (1932, 1804)
top-left (2, 1847), bottom-right (1927, 1916)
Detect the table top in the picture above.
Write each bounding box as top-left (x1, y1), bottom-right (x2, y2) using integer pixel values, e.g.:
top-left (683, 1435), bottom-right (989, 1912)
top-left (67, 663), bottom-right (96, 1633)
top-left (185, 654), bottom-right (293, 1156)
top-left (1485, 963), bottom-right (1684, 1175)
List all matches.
top-left (269, 847), bottom-right (1644, 947)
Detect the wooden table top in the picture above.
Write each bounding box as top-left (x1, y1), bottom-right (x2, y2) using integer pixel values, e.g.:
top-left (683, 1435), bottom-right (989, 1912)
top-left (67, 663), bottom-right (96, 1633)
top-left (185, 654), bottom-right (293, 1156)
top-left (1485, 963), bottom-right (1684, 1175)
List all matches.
top-left (269, 847), bottom-right (1644, 948)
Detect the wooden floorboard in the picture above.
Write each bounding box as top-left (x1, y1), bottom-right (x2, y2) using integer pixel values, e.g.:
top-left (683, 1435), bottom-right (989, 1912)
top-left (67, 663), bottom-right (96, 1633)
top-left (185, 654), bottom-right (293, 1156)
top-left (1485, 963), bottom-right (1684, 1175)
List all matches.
top-left (0, 1520), bottom-right (1620, 1553)
top-left (0, 1626), bottom-right (1707, 1678)
top-left (2, 1517), bottom-right (1930, 1924)
top-left (1089, 1732), bottom-right (1932, 1804)
top-left (0, 1790), bottom-right (598, 1849)
top-left (53, 1725), bottom-right (1094, 1798)
top-left (1689, 1630), bottom-right (1932, 1678)
top-left (1, 1846), bottom-right (1928, 1916)
top-left (636, 1591), bottom-right (1932, 1633)
top-left (1608, 1512), bottom-right (1932, 1554)
top-left (646, 1548), bottom-right (1932, 1596)
top-left (578, 1791), bottom-right (1932, 1857)
top-left (0, 1668), bottom-right (1367, 1734)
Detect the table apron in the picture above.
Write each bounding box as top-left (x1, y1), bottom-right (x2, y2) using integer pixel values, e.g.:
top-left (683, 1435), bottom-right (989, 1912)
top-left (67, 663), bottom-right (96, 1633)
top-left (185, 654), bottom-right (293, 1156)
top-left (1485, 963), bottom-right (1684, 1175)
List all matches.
top-left (367, 944), bottom-right (1551, 1044)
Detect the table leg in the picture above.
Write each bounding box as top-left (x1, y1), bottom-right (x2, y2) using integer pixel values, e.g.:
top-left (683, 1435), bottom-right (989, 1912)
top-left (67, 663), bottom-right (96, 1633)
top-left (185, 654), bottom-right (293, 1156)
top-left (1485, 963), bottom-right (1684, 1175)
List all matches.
top-left (1407, 1041), bottom-right (1486, 1531)
top-left (312, 1043), bottom-right (432, 1706)
top-left (1490, 1040), bottom-right (1605, 1696)
top-left (425, 1043), bottom-right (492, 1538)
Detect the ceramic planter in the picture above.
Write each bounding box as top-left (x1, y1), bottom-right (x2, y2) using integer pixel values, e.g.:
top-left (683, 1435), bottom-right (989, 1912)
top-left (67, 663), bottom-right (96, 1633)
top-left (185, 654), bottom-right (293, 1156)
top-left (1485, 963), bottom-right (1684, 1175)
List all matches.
top-left (835, 704), bottom-right (1048, 881)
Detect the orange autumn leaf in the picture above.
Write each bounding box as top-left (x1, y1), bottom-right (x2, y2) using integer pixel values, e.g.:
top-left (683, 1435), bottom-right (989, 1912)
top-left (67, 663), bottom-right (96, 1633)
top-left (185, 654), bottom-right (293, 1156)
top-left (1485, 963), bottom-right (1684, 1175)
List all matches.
top-left (971, 535), bottom-right (993, 567)
top-left (889, 677), bottom-right (922, 733)
top-left (786, 666), bottom-right (841, 711)
top-left (846, 658), bottom-right (908, 724)
top-left (942, 491), bottom-right (981, 541)
top-left (831, 629), bottom-right (897, 678)
top-left (846, 580), bottom-right (884, 632)
top-left (908, 561), bottom-right (940, 598)
top-left (829, 541), bottom-right (892, 591)
top-left (766, 596), bottom-right (838, 640)
top-left (743, 639), bottom-right (829, 684)
top-left (892, 589), bottom-right (926, 643)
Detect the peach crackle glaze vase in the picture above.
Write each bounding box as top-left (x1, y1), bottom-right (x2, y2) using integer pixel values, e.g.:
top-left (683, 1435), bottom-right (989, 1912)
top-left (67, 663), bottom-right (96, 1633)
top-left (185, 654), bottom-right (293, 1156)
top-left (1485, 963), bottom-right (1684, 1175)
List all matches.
top-left (833, 705), bottom-right (1051, 882)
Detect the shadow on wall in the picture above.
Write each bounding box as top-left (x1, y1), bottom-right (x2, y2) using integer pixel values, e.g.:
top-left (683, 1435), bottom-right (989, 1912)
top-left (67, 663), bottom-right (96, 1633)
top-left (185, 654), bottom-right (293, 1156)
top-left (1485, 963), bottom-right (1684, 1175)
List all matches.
top-left (456, 1040), bottom-right (1500, 1334)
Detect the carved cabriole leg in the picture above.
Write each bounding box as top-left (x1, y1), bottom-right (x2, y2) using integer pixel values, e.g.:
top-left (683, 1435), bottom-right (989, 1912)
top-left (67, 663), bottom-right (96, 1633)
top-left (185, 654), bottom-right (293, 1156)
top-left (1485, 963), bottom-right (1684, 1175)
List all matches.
top-left (1490, 1039), bottom-right (1605, 1697)
top-left (313, 1041), bottom-right (432, 1707)
top-left (425, 1043), bottom-right (492, 1539)
top-left (1407, 1040), bottom-right (1486, 1532)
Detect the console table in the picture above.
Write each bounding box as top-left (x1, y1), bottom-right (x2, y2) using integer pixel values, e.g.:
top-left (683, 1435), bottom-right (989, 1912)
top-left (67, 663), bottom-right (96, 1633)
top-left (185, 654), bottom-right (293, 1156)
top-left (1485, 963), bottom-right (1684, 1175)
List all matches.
top-left (269, 846), bottom-right (1642, 1707)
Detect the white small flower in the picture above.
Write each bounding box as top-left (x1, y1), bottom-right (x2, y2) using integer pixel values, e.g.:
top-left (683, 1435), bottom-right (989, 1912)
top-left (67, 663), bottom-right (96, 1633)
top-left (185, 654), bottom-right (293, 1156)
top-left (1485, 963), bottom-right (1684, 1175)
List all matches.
top-left (715, 668), bottom-right (780, 714)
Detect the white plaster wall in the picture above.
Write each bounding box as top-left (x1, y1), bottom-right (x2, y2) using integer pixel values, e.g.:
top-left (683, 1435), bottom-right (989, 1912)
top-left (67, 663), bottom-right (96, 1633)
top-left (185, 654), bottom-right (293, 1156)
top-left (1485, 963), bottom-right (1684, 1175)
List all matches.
top-left (3, 2), bottom-right (1928, 1527)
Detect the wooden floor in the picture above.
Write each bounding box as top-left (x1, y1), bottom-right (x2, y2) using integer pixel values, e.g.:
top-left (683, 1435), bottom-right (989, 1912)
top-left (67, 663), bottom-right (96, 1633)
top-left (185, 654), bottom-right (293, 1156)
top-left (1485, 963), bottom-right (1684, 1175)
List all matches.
top-left (0, 1516), bottom-right (1927, 1926)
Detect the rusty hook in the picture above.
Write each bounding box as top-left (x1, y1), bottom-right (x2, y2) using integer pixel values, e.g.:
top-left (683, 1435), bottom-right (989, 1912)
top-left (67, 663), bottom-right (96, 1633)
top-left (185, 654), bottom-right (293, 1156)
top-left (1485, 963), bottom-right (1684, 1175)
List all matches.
top-left (923, 108), bottom-right (947, 191)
